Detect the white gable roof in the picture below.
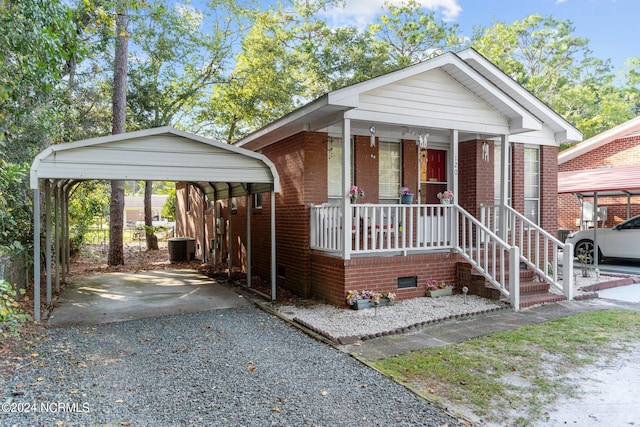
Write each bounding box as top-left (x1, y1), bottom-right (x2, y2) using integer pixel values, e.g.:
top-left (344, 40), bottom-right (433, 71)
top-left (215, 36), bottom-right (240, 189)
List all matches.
top-left (30, 127), bottom-right (280, 200)
top-left (236, 48), bottom-right (581, 150)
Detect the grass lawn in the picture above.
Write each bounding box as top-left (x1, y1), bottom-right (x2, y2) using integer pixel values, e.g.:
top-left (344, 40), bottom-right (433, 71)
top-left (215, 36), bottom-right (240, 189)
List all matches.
top-left (371, 309), bottom-right (640, 426)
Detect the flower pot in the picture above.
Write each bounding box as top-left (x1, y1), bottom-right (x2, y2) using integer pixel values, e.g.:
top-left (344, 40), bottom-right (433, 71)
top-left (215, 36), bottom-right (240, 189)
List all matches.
top-left (401, 194), bottom-right (414, 204)
top-left (350, 298), bottom-right (393, 310)
top-left (440, 199), bottom-right (451, 205)
top-left (426, 288), bottom-right (452, 298)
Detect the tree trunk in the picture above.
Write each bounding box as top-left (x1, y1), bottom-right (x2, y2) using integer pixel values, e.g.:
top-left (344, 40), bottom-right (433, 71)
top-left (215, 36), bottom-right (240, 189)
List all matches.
top-left (144, 180), bottom-right (158, 250)
top-left (108, 1), bottom-right (128, 266)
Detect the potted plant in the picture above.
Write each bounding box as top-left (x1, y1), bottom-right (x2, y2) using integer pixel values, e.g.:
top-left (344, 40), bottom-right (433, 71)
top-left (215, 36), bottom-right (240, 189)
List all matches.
top-left (426, 280), bottom-right (453, 297)
top-left (348, 185), bottom-right (365, 203)
top-left (437, 190), bottom-right (454, 204)
top-left (346, 290), bottom-right (396, 310)
top-left (399, 187), bottom-right (414, 204)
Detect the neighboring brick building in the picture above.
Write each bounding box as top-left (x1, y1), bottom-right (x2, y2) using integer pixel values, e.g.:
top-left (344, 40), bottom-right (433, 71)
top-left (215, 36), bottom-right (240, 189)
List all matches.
top-left (178, 49), bottom-right (581, 308)
top-left (558, 116), bottom-right (640, 233)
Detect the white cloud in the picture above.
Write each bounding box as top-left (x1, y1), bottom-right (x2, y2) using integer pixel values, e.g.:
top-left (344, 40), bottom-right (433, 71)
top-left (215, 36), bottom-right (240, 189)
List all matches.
top-left (322, 0), bottom-right (463, 28)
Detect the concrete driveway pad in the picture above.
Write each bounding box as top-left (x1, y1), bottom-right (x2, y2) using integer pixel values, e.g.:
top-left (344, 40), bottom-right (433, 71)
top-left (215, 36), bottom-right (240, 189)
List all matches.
top-left (48, 269), bottom-right (249, 326)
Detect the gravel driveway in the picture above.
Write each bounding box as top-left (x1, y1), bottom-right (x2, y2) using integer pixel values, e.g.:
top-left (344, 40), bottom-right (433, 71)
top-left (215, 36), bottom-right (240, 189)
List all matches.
top-left (1, 306), bottom-right (464, 426)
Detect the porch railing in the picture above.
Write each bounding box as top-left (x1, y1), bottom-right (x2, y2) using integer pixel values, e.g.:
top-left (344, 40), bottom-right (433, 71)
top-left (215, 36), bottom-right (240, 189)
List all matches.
top-left (310, 203), bottom-right (522, 309)
top-left (454, 205), bottom-right (520, 310)
top-left (310, 203), bottom-right (454, 254)
top-left (479, 204), bottom-right (574, 301)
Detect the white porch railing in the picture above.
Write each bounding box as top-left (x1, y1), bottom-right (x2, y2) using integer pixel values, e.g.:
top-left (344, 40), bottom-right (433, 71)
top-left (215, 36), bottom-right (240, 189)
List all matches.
top-left (310, 203), bottom-right (454, 254)
top-left (455, 205), bottom-right (520, 310)
top-left (480, 204), bottom-right (574, 301)
top-left (310, 203), bottom-right (522, 309)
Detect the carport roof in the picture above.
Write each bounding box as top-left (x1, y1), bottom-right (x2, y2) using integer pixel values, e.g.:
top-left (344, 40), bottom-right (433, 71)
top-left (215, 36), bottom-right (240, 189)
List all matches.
top-left (30, 127), bottom-right (280, 200)
top-left (558, 165), bottom-right (640, 197)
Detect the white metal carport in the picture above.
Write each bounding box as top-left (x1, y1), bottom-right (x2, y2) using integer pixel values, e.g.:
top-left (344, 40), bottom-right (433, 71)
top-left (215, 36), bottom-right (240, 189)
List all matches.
top-left (29, 127), bottom-right (280, 321)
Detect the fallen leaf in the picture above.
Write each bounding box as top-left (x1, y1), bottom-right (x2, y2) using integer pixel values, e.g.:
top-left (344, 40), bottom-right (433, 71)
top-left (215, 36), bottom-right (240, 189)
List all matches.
top-left (278, 396), bottom-right (285, 403)
top-left (115, 399), bottom-right (124, 403)
top-left (271, 407), bottom-right (281, 413)
top-left (121, 421), bottom-right (132, 426)
top-left (459, 380), bottom-right (466, 385)
top-left (428, 388), bottom-right (437, 394)
top-left (37, 377), bottom-right (45, 382)
top-left (29, 352), bottom-right (39, 358)
top-left (70, 389), bottom-right (78, 394)
top-left (320, 390), bottom-right (327, 396)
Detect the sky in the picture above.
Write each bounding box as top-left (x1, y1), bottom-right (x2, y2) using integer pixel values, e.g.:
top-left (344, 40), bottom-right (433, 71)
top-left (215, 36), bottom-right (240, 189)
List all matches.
top-left (321, 0), bottom-right (638, 75)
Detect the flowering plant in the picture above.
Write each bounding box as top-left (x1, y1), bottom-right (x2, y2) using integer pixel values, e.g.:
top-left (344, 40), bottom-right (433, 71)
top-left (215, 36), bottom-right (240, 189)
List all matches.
top-left (346, 290), bottom-right (396, 306)
top-left (437, 190), bottom-right (454, 200)
top-left (426, 279), bottom-right (452, 291)
top-left (399, 186), bottom-right (412, 196)
top-left (349, 185), bottom-right (365, 199)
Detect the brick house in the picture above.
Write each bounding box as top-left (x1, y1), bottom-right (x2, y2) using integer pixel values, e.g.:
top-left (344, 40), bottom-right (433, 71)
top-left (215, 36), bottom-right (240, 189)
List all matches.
top-left (558, 115), bottom-right (640, 233)
top-left (177, 49), bottom-right (581, 310)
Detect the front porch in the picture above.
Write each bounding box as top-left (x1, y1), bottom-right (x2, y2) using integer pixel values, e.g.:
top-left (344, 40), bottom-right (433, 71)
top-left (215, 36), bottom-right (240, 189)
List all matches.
top-left (310, 202), bottom-right (575, 311)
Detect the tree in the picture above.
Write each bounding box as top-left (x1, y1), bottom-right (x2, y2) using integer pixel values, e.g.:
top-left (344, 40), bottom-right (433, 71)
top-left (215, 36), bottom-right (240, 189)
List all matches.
top-left (0, 0), bottom-right (81, 163)
top-left (470, 14), bottom-right (635, 145)
top-left (369, 0), bottom-right (462, 68)
top-left (127, 0), bottom-right (247, 249)
top-left (108, 0), bottom-right (129, 266)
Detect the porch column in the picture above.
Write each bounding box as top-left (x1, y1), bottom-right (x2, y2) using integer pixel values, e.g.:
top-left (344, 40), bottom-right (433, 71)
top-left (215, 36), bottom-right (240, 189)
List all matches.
top-left (451, 129), bottom-right (459, 247)
top-left (499, 134), bottom-right (510, 242)
top-left (341, 116), bottom-right (352, 260)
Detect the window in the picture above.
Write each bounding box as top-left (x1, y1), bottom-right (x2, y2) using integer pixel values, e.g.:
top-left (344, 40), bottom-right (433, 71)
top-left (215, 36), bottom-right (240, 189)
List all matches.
top-left (327, 136), bottom-right (343, 202)
top-left (379, 141), bottom-right (401, 203)
top-left (254, 193), bottom-right (262, 209)
top-left (494, 142), bottom-right (512, 206)
top-left (524, 147), bottom-right (540, 224)
top-left (186, 184), bottom-right (192, 212)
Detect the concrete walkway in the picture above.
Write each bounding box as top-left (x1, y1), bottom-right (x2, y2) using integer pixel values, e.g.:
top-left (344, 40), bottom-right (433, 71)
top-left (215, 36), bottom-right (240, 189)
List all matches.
top-left (47, 269), bottom-right (249, 326)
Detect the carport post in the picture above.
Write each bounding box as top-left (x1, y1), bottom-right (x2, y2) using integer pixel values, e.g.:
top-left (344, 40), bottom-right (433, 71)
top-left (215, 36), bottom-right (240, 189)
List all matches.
top-left (45, 180), bottom-right (52, 305)
top-left (54, 182), bottom-right (61, 293)
top-left (227, 193), bottom-right (232, 278)
top-left (593, 193), bottom-right (599, 270)
top-left (33, 186), bottom-right (41, 321)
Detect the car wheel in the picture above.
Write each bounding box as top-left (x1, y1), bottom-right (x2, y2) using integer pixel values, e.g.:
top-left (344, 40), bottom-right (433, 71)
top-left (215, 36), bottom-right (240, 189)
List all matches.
top-left (574, 239), bottom-right (602, 264)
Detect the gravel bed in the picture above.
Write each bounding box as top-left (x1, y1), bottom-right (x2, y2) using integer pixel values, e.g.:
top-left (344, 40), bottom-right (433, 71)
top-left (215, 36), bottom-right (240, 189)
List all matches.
top-left (272, 295), bottom-right (507, 343)
top-left (1, 306), bottom-right (465, 427)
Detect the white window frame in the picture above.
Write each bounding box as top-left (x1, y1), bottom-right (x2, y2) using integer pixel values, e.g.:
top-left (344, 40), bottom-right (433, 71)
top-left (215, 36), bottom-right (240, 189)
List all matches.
top-left (327, 136), bottom-right (348, 204)
top-left (524, 146), bottom-right (540, 225)
top-left (378, 140), bottom-right (401, 204)
top-left (494, 141), bottom-right (512, 207)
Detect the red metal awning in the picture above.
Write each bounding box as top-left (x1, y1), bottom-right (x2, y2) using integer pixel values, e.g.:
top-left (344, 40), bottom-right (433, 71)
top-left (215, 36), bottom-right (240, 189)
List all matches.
top-left (558, 165), bottom-right (640, 197)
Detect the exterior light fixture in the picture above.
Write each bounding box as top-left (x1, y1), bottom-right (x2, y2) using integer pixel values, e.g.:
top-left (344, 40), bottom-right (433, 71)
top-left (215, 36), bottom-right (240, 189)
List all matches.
top-left (369, 125), bottom-right (376, 147)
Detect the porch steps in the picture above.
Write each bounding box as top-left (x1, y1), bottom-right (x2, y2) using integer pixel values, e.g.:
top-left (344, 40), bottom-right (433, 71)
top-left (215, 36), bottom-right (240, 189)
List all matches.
top-left (456, 262), bottom-right (567, 309)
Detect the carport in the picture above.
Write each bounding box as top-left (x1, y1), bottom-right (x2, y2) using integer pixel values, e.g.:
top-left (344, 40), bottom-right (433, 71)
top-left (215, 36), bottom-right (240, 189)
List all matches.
top-left (558, 164), bottom-right (640, 267)
top-left (30, 127), bottom-right (280, 321)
